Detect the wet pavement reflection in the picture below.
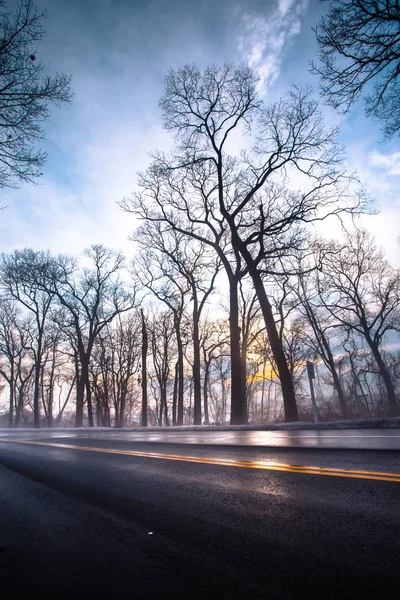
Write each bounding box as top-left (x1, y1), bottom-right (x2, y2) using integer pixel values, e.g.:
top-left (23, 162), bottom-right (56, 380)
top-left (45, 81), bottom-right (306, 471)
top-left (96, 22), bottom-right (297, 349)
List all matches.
top-left (1, 428), bottom-right (400, 450)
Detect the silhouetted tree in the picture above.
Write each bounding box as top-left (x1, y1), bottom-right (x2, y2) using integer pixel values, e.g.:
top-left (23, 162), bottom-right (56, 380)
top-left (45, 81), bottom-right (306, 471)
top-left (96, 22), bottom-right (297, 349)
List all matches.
top-left (1, 248), bottom-right (54, 427)
top-left (199, 318), bottom-right (230, 424)
top-left (148, 309), bottom-right (175, 426)
top-left (90, 314), bottom-right (140, 427)
top-left (312, 0), bottom-right (400, 137)
top-left (25, 244), bottom-right (134, 427)
top-left (124, 161), bottom-right (249, 424)
top-left (0, 299), bottom-right (33, 426)
top-left (136, 222), bottom-right (220, 424)
top-left (0, 0), bottom-right (71, 188)
top-left (321, 229), bottom-right (400, 416)
top-left (133, 247), bottom-right (191, 425)
top-left (124, 64), bottom-right (363, 422)
top-left (293, 265), bottom-right (349, 417)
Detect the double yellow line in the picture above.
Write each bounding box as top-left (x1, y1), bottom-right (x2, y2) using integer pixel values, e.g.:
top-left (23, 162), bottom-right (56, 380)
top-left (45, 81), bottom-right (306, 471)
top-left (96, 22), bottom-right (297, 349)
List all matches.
top-left (1, 438), bottom-right (400, 483)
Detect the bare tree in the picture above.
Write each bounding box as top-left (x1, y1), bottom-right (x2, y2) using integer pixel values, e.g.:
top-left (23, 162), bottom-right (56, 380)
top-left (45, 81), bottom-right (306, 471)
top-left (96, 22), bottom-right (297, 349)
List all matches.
top-left (96, 314), bottom-right (140, 428)
top-left (312, 0), bottom-right (400, 137)
top-left (199, 317), bottom-right (230, 424)
top-left (123, 63), bottom-right (364, 422)
top-left (39, 322), bottom-right (64, 427)
top-left (293, 266), bottom-right (349, 417)
top-left (321, 229), bottom-right (400, 416)
top-left (0, 0), bottom-right (71, 188)
top-left (0, 298), bottom-right (35, 426)
top-left (123, 158), bottom-right (249, 424)
top-left (148, 309), bottom-right (176, 426)
top-left (133, 247), bottom-right (191, 425)
top-left (136, 222), bottom-right (220, 424)
top-left (1, 248), bottom-right (54, 427)
top-left (25, 244), bottom-right (134, 427)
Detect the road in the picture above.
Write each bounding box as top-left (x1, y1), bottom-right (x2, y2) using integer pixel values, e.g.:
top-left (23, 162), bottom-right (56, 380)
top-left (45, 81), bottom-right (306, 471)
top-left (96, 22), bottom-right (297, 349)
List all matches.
top-left (2, 426), bottom-right (400, 449)
top-left (0, 431), bottom-right (400, 599)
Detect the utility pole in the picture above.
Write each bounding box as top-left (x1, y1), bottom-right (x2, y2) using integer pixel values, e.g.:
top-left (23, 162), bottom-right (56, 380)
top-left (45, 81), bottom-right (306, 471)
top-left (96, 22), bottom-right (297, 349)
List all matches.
top-left (306, 360), bottom-right (319, 423)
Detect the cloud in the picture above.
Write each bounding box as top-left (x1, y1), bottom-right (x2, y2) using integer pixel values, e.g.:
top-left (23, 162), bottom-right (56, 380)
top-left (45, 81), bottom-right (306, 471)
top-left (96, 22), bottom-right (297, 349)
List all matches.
top-left (237, 0), bottom-right (309, 95)
top-left (0, 118), bottom-right (173, 258)
top-left (340, 144), bottom-right (400, 266)
top-left (370, 151), bottom-right (400, 176)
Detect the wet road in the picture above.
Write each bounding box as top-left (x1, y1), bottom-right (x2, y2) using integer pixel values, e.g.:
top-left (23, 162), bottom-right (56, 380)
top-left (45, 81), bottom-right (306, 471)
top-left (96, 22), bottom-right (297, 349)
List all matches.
top-left (0, 433), bottom-right (400, 599)
top-left (1, 427), bottom-right (400, 450)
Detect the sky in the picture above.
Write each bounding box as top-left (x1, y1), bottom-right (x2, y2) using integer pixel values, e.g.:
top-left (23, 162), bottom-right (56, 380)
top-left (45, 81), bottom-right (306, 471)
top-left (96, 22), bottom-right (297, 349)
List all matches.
top-left (0, 0), bottom-right (399, 265)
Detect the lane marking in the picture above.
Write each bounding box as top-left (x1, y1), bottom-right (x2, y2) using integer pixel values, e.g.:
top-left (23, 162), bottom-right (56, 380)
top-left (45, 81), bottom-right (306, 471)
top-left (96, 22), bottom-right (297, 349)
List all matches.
top-left (1, 438), bottom-right (400, 483)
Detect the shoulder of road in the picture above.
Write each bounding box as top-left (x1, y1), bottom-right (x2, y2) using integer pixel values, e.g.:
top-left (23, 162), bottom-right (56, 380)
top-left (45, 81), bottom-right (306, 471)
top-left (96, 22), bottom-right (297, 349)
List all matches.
top-left (1, 416), bottom-right (400, 433)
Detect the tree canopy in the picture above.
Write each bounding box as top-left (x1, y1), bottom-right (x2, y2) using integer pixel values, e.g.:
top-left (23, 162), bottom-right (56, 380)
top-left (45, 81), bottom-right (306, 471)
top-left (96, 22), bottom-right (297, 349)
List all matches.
top-left (0, 0), bottom-right (71, 188)
top-left (313, 0), bottom-right (400, 137)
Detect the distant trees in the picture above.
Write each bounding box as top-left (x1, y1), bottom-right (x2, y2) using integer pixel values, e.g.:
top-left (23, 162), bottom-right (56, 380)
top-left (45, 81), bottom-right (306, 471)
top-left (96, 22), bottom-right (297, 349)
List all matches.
top-left (313, 0), bottom-right (400, 137)
top-left (135, 222), bottom-right (220, 424)
top-left (1, 249), bottom-right (53, 427)
top-left (90, 314), bottom-right (140, 428)
top-left (319, 230), bottom-right (400, 416)
top-left (0, 230), bottom-right (398, 426)
top-left (294, 269), bottom-right (349, 418)
top-left (0, 300), bottom-right (33, 426)
top-left (0, 245), bottom-right (135, 428)
top-left (34, 245), bottom-right (134, 427)
top-left (0, 0), bottom-right (71, 188)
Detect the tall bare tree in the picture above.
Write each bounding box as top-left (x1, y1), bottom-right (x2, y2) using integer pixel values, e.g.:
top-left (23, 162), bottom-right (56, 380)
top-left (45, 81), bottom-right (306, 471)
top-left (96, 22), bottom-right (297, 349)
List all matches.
top-left (133, 246), bottom-right (191, 425)
top-left (25, 244), bottom-right (134, 427)
top-left (321, 229), bottom-right (400, 416)
top-left (1, 248), bottom-right (54, 427)
top-left (148, 309), bottom-right (176, 426)
top-left (123, 64), bottom-right (364, 422)
top-left (0, 298), bottom-right (33, 426)
top-left (136, 222), bottom-right (220, 424)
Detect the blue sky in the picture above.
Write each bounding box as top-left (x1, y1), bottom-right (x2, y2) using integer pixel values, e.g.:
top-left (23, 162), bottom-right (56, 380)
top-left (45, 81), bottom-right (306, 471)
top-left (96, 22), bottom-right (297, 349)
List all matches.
top-left (0, 0), bottom-right (399, 264)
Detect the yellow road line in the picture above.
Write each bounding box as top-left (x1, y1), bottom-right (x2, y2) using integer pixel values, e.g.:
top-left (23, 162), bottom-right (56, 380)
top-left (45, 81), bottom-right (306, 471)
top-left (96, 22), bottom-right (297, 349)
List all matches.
top-left (1, 438), bottom-right (400, 483)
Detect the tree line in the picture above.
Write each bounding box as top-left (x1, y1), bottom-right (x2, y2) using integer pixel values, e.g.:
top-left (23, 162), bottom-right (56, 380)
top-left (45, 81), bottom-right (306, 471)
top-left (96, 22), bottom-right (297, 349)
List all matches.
top-left (0, 226), bottom-right (399, 427)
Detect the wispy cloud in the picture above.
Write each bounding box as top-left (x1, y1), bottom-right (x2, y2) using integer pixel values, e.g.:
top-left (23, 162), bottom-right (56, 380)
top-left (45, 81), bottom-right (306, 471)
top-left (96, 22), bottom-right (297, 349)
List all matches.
top-left (237, 0), bottom-right (309, 95)
top-left (341, 144), bottom-right (400, 266)
top-left (370, 151), bottom-right (400, 176)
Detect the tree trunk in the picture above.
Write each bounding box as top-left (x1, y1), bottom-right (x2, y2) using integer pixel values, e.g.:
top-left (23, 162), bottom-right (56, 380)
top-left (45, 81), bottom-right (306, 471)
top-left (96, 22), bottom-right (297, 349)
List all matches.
top-left (203, 361), bottom-right (210, 425)
top-left (47, 365), bottom-right (55, 428)
top-left (85, 370), bottom-right (94, 427)
top-left (75, 374), bottom-right (85, 427)
top-left (172, 361), bottom-right (178, 426)
top-left (8, 364), bottom-right (14, 428)
top-left (119, 395), bottom-right (126, 428)
top-left (33, 348), bottom-right (41, 429)
top-left (251, 270), bottom-right (299, 422)
top-left (229, 277), bottom-right (247, 425)
top-left (368, 341), bottom-right (399, 417)
top-left (163, 385), bottom-right (170, 426)
top-left (192, 292), bottom-right (202, 425)
top-left (15, 388), bottom-right (24, 427)
top-left (96, 401), bottom-right (104, 427)
top-left (329, 359), bottom-right (347, 418)
top-left (175, 315), bottom-right (184, 426)
top-left (141, 309), bottom-right (148, 427)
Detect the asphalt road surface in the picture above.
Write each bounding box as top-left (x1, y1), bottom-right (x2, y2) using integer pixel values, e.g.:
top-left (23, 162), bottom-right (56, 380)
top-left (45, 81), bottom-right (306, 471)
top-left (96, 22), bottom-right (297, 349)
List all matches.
top-left (0, 432), bottom-right (399, 599)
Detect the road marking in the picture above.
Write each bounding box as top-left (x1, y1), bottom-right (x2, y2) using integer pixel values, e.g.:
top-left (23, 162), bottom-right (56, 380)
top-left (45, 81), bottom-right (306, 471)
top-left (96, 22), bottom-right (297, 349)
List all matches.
top-left (1, 438), bottom-right (400, 483)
